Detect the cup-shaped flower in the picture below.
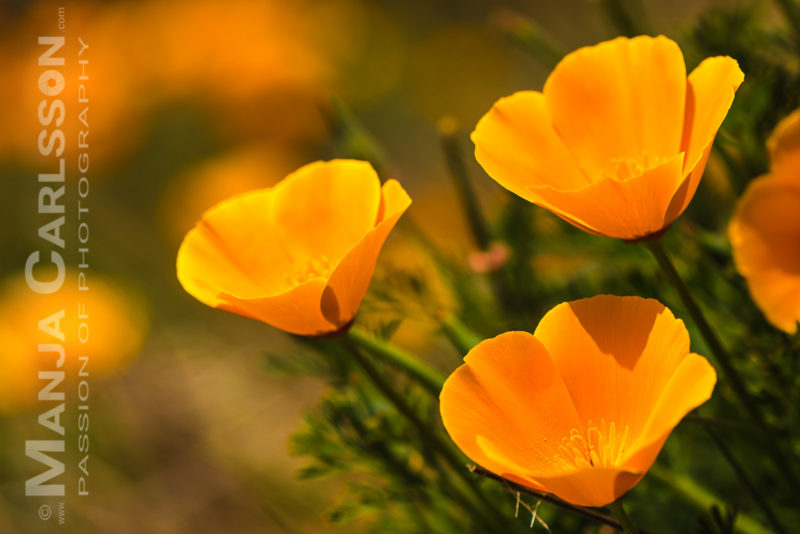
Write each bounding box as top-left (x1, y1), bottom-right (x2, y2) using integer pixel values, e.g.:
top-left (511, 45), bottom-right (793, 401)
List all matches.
top-left (472, 35), bottom-right (743, 241)
top-left (440, 295), bottom-right (716, 507)
top-left (729, 110), bottom-right (800, 333)
top-left (177, 159), bottom-right (411, 336)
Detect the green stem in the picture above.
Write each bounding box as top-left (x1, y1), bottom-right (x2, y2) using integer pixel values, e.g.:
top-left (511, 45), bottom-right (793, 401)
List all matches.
top-left (492, 9), bottom-right (564, 69)
top-left (327, 96), bottom-right (387, 172)
top-left (440, 314), bottom-right (481, 356)
top-left (713, 143), bottom-right (749, 192)
top-left (346, 384), bottom-right (490, 530)
top-left (649, 464), bottom-right (769, 534)
top-left (341, 406), bottom-right (435, 530)
top-left (347, 326), bottom-right (445, 394)
top-left (348, 327), bottom-right (661, 531)
top-left (598, 0), bottom-right (646, 37)
top-left (774, 0), bottom-right (800, 50)
top-left (607, 499), bottom-right (638, 534)
top-left (470, 465), bottom-right (632, 531)
top-left (644, 238), bottom-right (800, 493)
top-left (340, 337), bottom-right (522, 532)
top-left (683, 414), bottom-right (751, 435)
top-left (705, 428), bottom-right (787, 534)
top-left (439, 117), bottom-right (493, 250)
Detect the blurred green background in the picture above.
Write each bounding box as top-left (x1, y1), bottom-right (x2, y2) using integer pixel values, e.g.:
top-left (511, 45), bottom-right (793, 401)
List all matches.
top-left (1, 0), bottom-right (799, 532)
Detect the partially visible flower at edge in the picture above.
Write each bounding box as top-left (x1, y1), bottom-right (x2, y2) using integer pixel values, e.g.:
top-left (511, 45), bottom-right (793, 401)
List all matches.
top-left (472, 35), bottom-right (743, 241)
top-left (176, 159), bottom-right (411, 336)
top-left (729, 109), bottom-right (800, 334)
top-left (440, 295), bottom-right (716, 507)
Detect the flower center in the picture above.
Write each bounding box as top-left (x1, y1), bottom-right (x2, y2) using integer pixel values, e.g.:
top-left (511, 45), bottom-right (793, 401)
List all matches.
top-left (600, 151), bottom-right (666, 181)
top-left (285, 255), bottom-right (334, 286)
top-left (554, 419), bottom-right (631, 470)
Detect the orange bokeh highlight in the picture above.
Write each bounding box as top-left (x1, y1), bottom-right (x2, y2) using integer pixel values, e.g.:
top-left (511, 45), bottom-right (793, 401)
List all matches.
top-left (0, 273), bottom-right (148, 415)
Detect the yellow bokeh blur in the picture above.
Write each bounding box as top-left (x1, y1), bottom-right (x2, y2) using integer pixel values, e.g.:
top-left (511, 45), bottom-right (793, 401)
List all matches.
top-left (0, 0), bottom-right (342, 168)
top-left (0, 272), bottom-right (148, 414)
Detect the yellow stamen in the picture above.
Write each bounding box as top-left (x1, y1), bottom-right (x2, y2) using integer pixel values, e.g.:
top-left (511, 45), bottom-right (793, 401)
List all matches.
top-left (555, 419), bottom-right (631, 469)
top-left (285, 255), bottom-right (334, 286)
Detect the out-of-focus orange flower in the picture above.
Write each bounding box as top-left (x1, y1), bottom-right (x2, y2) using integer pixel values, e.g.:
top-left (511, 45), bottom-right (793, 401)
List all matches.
top-left (145, 0), bottom-right (328, 100)
top-left (0, 274), bottom-right (148, 414)
top-left (143, 0), bottom-right (332, 145)
top-left (0, 0), bottom-right (338, 168)
top-left (440, 295), bottom-right (716, 507)
top-left (0, 2), bottom-right (148, 168)
top-left (472, 35), bottom-right (743, 241)
top-left (177, 160), bottom-right (411, 336)
top-left (729, 110), bottom-right (800, 333)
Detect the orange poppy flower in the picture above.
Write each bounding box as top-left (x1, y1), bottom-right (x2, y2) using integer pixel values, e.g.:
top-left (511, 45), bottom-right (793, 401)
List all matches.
top-left (440, 295), bottom-right (716, 507)
top-left (176, 159), bottom-right (411, 336)
top-left (472, 35), bottom-right (743, 241)
top-left (729, 110), bottom-right (800, 333)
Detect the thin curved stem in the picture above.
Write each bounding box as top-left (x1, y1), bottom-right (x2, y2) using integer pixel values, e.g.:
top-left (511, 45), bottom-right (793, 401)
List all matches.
top-left (648, 464), bottom-right (768, 534)
top-left (492, 9), bottom-right (564, 69)
top-left (439, 118), bottom-right (493, 250)
top-left (347, 326), bottom-right (445, 394)
top-left (341, 330), bottom-right (650, 531)
top-left (440, 314), bottom-right (481, 356)
top-left (339, 336), bottom-right (523, 532)
top-left (683, 414), bottom-right (752, 435)
top-left (470, 465), bottom-right (637, 532)
top-left (598, 0), bottom-right (647, 37)
top-left (705, 428), bottom-right (787, 534)
top-left (607, 499), bottom-right (638, 534)
top-left (644, 238), bottom-right (800, 493)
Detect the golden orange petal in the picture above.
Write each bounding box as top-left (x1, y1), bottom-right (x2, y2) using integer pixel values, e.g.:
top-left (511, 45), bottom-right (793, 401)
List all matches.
top-left (532, 295), bottom-right (697, 443)
top-left (526, 153), bottom-right (685, 239)
top-left (322, 179), bottom-right (411, 326)
top-left (176, 159), bottom-right (391, 335)
top-left (535, 465), bottom-right (644, 507)
top-left (177, 188), bottom-right (294, 304)
top-left (663, 142), bottom-right (713, 226)
top-left (680, 56), bottom-right (744, 176)
top-left (217, 277), bottom-right (337, 336)
top-left (476, 436), bottom-right (548, 493)
top-left (269, 159), bottom-right (382, 266)
top-left (471, 90), bottom-right (590, 195)
top-left (729, 176), bottom-right (800, 333)
top-left (767, 108), bottom-right (800, 180)
top-left (625, 353), bottom-right (716, 472)
top-left (439, 332), bottom-right (583, 483)
top-left (544, 35), bottom-right (687, 178)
